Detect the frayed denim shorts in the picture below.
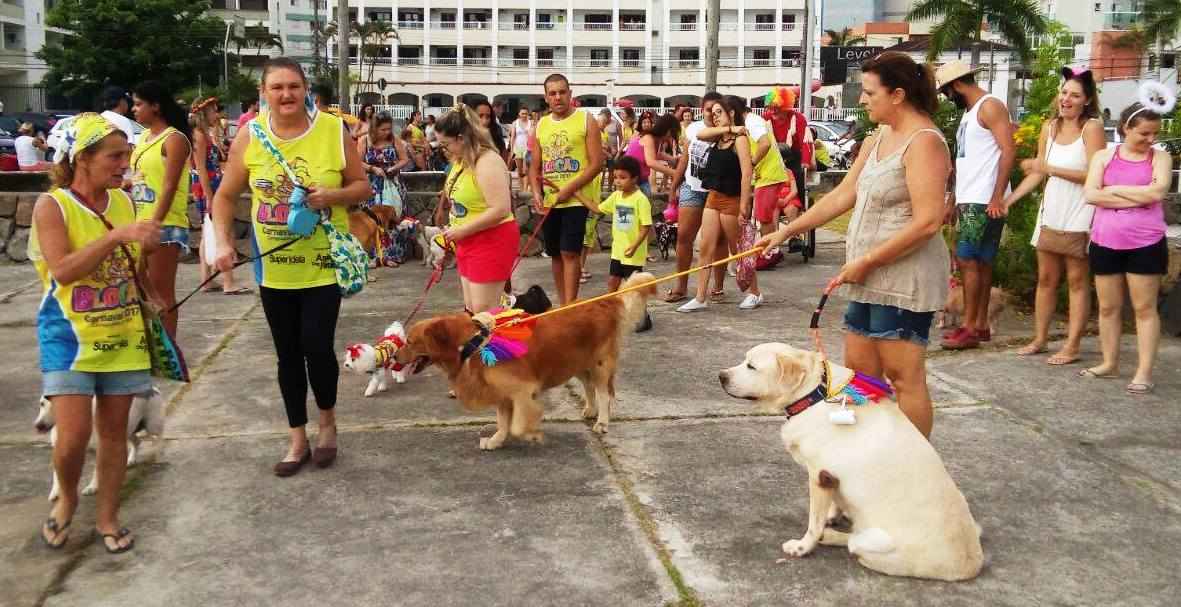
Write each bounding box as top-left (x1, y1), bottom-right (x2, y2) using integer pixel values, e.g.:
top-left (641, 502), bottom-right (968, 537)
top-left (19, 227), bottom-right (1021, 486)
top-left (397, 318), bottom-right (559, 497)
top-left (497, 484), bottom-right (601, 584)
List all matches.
top-left (161, 225), bottom-right (191, 254)
top-left (42, 369), bottom-right (153, 397)
top-left (677, 182), bottom-right (707, 209)
top-left (844, 301), bottom-right (935, 347)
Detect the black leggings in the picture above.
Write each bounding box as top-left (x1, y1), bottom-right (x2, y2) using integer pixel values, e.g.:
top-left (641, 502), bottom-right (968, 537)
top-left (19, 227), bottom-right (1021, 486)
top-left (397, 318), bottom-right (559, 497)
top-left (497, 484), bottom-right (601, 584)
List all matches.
top-left (259, 284), bottom-right (342, 428)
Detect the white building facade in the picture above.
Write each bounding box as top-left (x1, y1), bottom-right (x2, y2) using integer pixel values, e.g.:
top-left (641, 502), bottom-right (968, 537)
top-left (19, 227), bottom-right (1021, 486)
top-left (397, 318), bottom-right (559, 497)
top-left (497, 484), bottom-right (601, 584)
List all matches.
top-left (330, 0), bottom-right (812, 112)
top-left (0, 0), bottom-right (65, 93)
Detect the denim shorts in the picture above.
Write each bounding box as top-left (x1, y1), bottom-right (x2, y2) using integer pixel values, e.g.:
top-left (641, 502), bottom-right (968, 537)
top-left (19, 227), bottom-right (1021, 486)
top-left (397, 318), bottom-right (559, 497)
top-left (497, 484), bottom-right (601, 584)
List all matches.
top-left (42, 369), bottom-right (153, 397)
top-left (677, 182), bottom-right (707, 209)
top-left (955, 204), bottom-right (1004, 264)
top-left (161, 225), bottom-right (191, 254)
top-left (844, 301), bottom-right (936, 346)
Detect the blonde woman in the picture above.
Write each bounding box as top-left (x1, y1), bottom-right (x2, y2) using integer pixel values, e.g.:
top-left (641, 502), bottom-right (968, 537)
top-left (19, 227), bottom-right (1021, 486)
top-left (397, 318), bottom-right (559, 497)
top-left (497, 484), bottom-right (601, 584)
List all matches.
top-left (437, 104), bottom-right (517, 313)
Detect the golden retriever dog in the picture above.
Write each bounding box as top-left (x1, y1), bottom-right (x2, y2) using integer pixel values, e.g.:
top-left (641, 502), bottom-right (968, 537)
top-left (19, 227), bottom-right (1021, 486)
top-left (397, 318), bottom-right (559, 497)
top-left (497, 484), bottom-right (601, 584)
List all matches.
top-left (395, 273), bottom-right (656, 450)
top-left (348, 205), bottom-right (399, 255)
top-left (719, 343), bottom-right (984, 581)
top-left (937, 277), bottom-right (1008, 334)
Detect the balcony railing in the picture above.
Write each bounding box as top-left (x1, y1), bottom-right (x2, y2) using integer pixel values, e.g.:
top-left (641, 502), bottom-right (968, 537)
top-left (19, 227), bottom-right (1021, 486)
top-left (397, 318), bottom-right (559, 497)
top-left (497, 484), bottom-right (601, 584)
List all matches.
top-left (749, 58), bottom-right (773, 67)
top-left (499, 58), bottom-right (531, 67)
top-left (719, 22), bottom-right (739, 31)
top-left (671, 23), bottom-right (697, 31)
top-left (431, 57), bottom-right (458, 65)
top-left (620, 22), bottom-right (646, 31)
top-left (432, 20), bottom-right (457, 30)
top-left (781, 23), bottom-right (798, 31)
top-left (1102, 11), bottom-right (1139, 31)
top-left (499, 22), bottom-right (529, 31)
top-left (574, 22), bottom-right (613, 31)
top-left (463, 21), bottom-right (491, 30)
top-left (677, 60), bottom-right (700, 68)
top-left (621, 58), bottom-right (642, 67)
top-left (535, 22), bottom-right (557, 30)
top-left (462, 57), bottom-right (491, 66)
top-left (747, 22), bottom-right (777, 31)
top-left (397, 57), bottom-right (422, 65)
top-left (397, 21), bottom-right (424, 30)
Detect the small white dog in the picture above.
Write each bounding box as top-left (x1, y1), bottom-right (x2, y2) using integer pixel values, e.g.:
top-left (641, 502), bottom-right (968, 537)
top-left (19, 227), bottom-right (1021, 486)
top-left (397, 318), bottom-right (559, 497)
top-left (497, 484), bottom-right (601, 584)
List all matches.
top-left (719, 343), bottom-right (984, 581)
top-left (413, 222), bottom-right (449, 269)
top-left (34, 387), bottom-right (164, 501)
top-left (343, 321), bottom-right (409, 397)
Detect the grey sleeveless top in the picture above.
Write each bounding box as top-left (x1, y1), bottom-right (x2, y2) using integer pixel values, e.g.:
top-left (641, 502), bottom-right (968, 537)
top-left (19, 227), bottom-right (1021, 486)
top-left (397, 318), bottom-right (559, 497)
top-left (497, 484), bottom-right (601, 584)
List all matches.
top-left (843, 127), bottom-right (950, 312)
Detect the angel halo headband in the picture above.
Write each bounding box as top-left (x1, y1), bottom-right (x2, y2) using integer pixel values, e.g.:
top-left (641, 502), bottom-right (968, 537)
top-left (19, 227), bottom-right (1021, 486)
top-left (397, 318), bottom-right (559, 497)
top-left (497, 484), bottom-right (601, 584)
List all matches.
top-left (1125, 80), bottom-right (1176, 128)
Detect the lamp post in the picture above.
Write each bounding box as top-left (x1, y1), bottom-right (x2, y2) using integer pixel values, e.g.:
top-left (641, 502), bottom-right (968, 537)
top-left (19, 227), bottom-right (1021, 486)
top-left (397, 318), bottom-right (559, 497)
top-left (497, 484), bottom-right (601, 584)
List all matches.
top-left (223, 16), bottom-right (244, 88)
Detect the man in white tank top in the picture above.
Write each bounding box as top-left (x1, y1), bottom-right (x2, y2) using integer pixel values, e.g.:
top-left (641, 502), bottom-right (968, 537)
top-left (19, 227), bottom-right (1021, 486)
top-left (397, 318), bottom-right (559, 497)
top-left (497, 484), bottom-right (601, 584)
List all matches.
top-left (936, 61), bottom-right (1016, 350)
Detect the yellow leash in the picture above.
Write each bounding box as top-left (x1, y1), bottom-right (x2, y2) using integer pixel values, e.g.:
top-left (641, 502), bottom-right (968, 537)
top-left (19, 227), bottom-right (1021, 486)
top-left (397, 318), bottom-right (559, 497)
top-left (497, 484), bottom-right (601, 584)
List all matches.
top-left (501, 246), bottom-right (766, 328)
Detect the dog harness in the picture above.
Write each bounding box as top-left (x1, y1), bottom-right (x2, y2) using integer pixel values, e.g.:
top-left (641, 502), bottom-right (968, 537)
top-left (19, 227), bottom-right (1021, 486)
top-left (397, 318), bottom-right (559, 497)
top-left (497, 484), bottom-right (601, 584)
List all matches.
top-left (784, 360), bottom-right (894, 420)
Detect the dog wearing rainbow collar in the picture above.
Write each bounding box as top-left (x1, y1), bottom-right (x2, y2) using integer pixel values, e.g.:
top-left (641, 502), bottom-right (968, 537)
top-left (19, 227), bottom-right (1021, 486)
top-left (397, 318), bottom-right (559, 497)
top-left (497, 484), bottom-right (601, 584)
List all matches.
top-left (343, 321), bottom-right (410, 397)
top-left (719, 342), bottom-right (984, 581)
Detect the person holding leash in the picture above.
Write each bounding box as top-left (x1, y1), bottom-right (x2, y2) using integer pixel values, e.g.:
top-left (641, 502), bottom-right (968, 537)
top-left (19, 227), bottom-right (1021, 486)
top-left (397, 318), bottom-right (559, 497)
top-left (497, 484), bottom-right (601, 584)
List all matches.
top-left (212, 57), bottom-right (371, 477)
top-left (757, 52), bottom-right (951, 438)
top-left (30, 114), bottom-right (159, 553)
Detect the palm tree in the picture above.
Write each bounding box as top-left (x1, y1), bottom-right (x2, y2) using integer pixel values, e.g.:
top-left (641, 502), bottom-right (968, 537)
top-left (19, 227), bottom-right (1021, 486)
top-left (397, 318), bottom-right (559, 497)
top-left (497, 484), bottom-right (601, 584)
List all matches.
top-left (907, 0), bottom-right (1047, 66)
top-left (233, 27), bottom-right (284, 77)
top-left (312, 19), bottom-right (340, 72)
top-left (824, 27), bottom-right (866, 47)
top-left (358, 19), bottom-right (399, 92)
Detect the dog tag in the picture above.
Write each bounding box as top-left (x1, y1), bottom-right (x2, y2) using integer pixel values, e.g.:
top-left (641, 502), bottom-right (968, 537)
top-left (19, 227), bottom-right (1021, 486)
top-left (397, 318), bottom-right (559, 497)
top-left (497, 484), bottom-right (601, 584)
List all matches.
top-left (829, 396), bottom-right (856, 425)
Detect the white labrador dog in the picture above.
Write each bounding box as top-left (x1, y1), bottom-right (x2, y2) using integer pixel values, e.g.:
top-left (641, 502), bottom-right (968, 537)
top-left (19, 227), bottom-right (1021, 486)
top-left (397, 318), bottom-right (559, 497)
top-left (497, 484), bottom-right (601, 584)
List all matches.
top-left (33, 388), bottom-right (164, 501)
top-left (719, 343), bottom-right (984, 581)
top-left (343, 321), bottom-right (409, 397)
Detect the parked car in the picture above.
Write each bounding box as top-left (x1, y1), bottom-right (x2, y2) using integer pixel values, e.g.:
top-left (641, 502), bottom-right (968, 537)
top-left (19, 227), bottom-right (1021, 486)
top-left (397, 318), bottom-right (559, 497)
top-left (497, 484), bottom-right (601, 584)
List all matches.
top-left (0, 116), bottom-right (19, 156)
top-left (810, 120), bottom-right (854, 142)
top-left (14, 112), bottom-right (57, 136)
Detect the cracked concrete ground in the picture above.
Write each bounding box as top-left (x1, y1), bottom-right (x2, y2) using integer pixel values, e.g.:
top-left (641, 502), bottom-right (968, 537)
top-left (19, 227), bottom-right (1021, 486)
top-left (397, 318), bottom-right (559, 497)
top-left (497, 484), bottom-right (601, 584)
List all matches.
top-left (1, 231), bottom-right (1178, 607)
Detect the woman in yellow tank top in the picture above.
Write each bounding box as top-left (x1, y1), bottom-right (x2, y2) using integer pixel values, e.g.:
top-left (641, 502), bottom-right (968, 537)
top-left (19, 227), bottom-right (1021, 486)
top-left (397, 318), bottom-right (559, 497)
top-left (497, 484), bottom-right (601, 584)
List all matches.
top-left (437, 104), bottom-right (517, 313)
top-left (212, 58), bottom-right (371, 477)
top-left (30, 113), bottom-right (161, 553)
top-left (130, 81), bottom-right (192, 338)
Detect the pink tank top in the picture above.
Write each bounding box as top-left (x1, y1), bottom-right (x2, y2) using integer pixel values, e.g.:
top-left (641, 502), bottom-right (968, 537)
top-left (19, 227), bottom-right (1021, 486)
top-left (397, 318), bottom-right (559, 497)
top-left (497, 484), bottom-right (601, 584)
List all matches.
top-left (624, 136), bottom-right (651, 182)
top-left (1092, 146), bottom-right (1165, 250)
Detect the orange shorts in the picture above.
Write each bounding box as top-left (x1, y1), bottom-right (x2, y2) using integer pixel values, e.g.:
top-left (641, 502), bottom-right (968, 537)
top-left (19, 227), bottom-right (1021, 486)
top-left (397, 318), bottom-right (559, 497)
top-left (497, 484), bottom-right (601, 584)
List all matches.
top-left (705, 191), bottom-right (740, 216)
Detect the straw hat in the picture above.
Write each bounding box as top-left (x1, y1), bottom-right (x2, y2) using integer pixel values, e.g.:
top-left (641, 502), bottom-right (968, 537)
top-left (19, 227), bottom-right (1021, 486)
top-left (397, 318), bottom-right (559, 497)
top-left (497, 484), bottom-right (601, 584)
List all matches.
top-left (935, 60), bottom-right (986, 90)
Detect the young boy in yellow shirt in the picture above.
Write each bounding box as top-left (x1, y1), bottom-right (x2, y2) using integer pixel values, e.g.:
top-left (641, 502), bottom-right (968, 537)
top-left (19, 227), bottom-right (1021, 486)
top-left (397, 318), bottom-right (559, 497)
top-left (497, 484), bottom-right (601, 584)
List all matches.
top-left (600, 156), bottom-right (653, 331)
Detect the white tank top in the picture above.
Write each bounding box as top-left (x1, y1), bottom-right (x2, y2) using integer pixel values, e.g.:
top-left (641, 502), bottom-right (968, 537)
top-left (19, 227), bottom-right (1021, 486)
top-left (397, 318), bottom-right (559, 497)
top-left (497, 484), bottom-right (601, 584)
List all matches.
top-left (955, 94), bottom-right (1009, 205)
top-left (1031, 121), bottom-right (1094, 244)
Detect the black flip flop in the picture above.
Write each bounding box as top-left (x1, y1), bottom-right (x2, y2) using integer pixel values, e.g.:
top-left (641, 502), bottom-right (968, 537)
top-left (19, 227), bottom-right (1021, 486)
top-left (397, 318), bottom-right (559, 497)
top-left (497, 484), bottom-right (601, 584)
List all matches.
top-left (223, 287), bottom-right (253, 295)
top-left (41, 517), bottom-right (70, 549)
top-left (99, 527), bottom-right (134, 554)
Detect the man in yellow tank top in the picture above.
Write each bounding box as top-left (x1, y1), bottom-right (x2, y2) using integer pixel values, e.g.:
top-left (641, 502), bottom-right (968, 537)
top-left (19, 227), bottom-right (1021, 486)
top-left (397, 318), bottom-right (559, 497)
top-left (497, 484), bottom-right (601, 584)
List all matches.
top-left (529, 73), bottom-right (605, 304)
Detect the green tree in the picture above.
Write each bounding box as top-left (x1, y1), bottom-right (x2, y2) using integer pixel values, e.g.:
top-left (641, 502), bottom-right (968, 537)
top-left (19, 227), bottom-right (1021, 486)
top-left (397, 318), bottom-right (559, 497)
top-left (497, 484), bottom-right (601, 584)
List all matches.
top-left (907, 0), bottom-right (1047, 65)
top-left (233, 26), bottom-right (285, 78)
top-left (824, 27), bottom-right (866, 47)
top-left (38, 0), bottom-right (227, 106)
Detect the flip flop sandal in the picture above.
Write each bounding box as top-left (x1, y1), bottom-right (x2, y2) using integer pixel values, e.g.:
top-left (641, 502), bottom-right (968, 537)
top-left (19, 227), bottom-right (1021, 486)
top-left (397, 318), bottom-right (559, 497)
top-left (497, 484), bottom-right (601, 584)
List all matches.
top-left (1016, 345), bottom-right (1048, 357)
top-left (662, 290), bottom-right (688, 304)
top-left (99, 527), bottom-right (134, 554)
top-left (201, 286), bottom-right (223, 293)
top-left (223, 287), bottom-right (253, 295)
top-left (1047, 354), bottom-right (1080, 366)
top-left (41, 517), bottom-right (70, 549)
top-left (1126, 382), bottom-right (1155, 395)
top-left (1078, 369), bottom-right (1117, 379)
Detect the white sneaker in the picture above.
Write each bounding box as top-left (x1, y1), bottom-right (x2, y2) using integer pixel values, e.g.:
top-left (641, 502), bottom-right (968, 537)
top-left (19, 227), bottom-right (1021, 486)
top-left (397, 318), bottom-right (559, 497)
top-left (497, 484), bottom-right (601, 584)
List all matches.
top-left (738, 292), bottom-right (764, 310)
top-left (677, 298), bottom-right (708, 313)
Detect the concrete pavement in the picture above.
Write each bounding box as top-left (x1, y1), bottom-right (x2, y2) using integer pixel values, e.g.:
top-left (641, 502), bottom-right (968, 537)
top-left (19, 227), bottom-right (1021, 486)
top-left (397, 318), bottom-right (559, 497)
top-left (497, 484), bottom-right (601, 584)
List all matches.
top-left (1, 233), bottom-right (1178, 607)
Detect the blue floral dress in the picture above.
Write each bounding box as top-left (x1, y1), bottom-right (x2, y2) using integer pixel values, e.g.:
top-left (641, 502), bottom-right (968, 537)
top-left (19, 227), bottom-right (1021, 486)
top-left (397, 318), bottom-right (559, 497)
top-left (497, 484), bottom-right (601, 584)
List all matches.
top-left (364, 144), bottom-right (407, 209)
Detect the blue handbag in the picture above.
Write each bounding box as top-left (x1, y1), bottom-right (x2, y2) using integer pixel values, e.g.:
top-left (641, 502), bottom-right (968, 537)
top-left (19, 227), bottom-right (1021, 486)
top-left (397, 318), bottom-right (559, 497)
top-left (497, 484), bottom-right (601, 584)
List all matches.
top-left (248, 119), bottom-right (320, 237)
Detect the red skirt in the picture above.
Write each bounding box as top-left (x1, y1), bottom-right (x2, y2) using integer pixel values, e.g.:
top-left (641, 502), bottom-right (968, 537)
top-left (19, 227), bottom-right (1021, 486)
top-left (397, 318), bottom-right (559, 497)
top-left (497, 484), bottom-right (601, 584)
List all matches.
top-left (455, 220), bottom-right (519, 283)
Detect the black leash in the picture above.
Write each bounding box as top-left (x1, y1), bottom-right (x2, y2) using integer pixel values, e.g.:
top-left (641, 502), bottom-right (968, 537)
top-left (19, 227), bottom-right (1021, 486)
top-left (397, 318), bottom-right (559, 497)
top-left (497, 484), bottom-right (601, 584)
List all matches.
top-left (166, 237), bottom-right (300, 314)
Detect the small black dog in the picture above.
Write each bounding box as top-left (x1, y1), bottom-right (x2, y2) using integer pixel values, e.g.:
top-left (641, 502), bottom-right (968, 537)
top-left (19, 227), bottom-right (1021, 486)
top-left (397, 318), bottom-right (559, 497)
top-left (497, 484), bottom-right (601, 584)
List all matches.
top-left (511, 285), bottom-right (552, 315)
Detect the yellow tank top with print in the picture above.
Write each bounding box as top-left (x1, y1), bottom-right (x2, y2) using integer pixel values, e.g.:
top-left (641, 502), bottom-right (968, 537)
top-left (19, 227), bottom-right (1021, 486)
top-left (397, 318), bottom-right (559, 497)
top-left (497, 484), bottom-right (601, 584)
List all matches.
top-left (751, 130), bottom-right (788, 188)
top-left (446, 161), bottom-right (514, 230)
top-left (29, 189), bottom-right (149, 373)
top-left (130, 126), bottom-right (191, 228)
top-left (536, 110), bottom-right (601, 209)
top-left (243, 110), bottom-right (348, 290)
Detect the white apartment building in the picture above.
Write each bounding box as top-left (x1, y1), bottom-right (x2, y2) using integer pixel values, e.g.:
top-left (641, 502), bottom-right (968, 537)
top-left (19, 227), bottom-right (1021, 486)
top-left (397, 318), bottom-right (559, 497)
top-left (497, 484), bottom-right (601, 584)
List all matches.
top-left (329, 0), bottom-right (811, 112)
top-left (0, 0), bottom-right (64, 92)
top-left (211, 0), bottom-right (321, 68)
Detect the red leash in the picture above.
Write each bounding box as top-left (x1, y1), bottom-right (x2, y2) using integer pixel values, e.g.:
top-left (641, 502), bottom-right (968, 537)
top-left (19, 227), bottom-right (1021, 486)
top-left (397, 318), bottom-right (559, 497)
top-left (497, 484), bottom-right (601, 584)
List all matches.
top-left (403, 264), bottom-right (445, 325)
top-left (509, 177), bottom-right (564, 275)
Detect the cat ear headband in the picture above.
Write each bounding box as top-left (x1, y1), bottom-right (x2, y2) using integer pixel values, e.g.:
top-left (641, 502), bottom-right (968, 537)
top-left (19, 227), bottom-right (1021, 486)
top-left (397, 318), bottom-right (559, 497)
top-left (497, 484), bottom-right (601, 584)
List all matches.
top-left (1126, 81), bottom-right (1176, 128)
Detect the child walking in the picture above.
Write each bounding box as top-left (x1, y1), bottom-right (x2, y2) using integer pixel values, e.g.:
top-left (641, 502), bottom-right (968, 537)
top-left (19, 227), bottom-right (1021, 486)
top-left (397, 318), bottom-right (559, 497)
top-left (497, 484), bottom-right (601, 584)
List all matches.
top-left (601, 156), bottom-right (654, 331)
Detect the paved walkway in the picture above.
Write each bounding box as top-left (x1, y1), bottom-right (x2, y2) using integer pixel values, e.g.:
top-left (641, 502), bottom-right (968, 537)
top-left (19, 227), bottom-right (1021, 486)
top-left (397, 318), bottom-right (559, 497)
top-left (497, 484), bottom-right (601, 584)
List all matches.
top-left (1, 233), bottom-right (1178, 607)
